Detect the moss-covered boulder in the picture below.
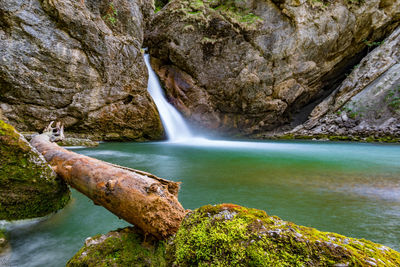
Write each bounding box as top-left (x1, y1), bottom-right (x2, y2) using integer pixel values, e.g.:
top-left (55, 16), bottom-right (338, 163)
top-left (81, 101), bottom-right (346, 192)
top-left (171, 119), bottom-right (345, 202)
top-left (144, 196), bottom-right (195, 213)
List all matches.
top-left (168, 204), bottom-right (400, 266)
top-left (69, 204), bottom-right (400, 266)
top-left (67, 227), bottom-right (166, 267)
top-left (0, 229), bottom-right (8, 255)
top-left (0, 120), bottom-right (70, 220)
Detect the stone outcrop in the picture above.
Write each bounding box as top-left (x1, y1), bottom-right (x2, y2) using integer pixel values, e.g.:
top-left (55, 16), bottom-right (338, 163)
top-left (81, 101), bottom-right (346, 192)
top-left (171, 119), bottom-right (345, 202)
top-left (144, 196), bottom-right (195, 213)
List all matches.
top-left (146, 0), bottom-right (400, 136)
top-left (0, 120), bottom-right (70, 220)
top-left (68, 204), bottom-right (400, 266)
top-left (0, 0), bottom-right (163, 141)
top-left (288, 26), bottom-right (400, 142)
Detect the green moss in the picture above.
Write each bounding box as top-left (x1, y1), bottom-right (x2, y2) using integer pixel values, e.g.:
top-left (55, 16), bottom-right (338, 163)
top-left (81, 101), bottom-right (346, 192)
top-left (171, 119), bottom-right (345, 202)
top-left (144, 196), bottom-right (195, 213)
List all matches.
top-left (189, 0), bottom-right (204, 10)
top-left (308, 0), bottom-right (364, 8)
top-left (385, 86), bottom-right (400, 112)
top-left (0, 120), bottom-right (70, 220)
top-left (67, 227), bottom-right (166, 267)
top-left (211, 1), bottom-right (262, 26)
top-left (167, 204), bottom-right (400, 266)
top-left (0, 229), bottom-right (7, 254)
top-left (155, 0), bottom-right (169, 12)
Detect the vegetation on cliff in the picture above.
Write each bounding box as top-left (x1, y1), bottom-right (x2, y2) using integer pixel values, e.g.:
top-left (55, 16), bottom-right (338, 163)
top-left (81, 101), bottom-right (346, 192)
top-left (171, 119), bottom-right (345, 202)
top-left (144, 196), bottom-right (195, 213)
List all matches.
top-left (0, 120), bottom-right (70, 220)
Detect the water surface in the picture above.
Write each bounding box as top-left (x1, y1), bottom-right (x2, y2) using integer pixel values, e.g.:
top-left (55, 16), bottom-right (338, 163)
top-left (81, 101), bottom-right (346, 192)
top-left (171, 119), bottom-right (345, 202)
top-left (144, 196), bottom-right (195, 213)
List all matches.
top-left (2, 139), bottom-right (400, 266)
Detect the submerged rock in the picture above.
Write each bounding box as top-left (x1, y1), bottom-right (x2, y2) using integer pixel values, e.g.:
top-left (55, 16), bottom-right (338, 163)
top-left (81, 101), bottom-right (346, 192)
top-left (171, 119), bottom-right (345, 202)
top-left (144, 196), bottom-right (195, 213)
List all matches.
top-left (0, 120), bottom-right (70, 220)
top-left (69, 204), bottom-right (400, 266)
top-left (0, 0), bottom-right (163, 141)
top-left (289, 26), bottom-right (400, 142)
top-left (146, 0), bottom-right (400, 136)
top-left (67, 227), bottom-right (166, 267)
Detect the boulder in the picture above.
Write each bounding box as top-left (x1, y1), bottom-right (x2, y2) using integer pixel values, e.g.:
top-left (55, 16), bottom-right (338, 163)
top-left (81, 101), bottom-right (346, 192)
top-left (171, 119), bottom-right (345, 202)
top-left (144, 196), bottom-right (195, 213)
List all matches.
top-left (145, 0), bottom-right (400, 136)
top-left (0, 0), bottom-right (163, 141)
top-left (68, 204), bottom-right (400, 266)
top-left (67, 227), bottom-right (166, 267)
top-left (290, 26), bottom-right (400, 142)
top-left (0, 120), bottom-right (70, 220)
top-left (0, 230), bottom-right (8, 255)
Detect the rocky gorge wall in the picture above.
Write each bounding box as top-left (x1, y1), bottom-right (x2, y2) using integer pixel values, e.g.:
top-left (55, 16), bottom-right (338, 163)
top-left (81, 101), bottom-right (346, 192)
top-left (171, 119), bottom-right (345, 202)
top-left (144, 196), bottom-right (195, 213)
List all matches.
top-left (146, 0), bottom-right (400, 136)
top-left (287, 26), bottom-right (400, 142)
top-left (1, 0), bottom-right (399, 140)
top-left (0, 0), bottom-right (163, 141)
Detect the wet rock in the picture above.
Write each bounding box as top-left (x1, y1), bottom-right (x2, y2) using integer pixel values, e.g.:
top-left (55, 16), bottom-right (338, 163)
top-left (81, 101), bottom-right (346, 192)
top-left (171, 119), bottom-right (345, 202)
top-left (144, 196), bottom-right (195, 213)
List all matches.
top-left (0, 120), bottom-right (70, 220)
top-left (0, 0), bottom-right (163, 141)
top-left (146, 0), bottom-right (400, 136)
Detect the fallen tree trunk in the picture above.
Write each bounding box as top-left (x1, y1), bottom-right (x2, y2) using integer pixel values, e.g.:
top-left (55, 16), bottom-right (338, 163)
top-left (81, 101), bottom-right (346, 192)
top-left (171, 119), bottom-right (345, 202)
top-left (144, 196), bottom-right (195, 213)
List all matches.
top-left (31, 134), bottom-right (186, 240)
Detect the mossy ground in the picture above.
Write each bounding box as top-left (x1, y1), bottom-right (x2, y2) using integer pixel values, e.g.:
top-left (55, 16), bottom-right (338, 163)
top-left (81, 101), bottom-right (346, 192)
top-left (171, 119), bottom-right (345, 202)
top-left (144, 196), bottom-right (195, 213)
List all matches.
top-left (167, 204), bottom-right (400, 266)
top-left (0, 120), bottom-right (70, 220)
top-left (67, 227), bottom-right (166, 267)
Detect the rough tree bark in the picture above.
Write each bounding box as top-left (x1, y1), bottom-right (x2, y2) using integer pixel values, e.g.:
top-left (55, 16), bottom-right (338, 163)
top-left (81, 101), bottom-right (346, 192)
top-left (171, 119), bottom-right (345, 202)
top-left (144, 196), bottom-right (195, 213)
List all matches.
top-left (30, 130), bottom-right (186, 240)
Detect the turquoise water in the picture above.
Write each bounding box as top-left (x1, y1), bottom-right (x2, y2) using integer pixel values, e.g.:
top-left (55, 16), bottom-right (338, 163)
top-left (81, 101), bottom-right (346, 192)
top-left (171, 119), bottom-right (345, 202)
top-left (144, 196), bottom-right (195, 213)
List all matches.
top-left (2, 140), bottom-right (400, 266)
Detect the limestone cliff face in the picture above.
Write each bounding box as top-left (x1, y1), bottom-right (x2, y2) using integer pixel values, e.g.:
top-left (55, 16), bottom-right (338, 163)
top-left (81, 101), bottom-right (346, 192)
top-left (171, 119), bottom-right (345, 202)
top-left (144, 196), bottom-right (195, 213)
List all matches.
top-left (146, 0), bottom-right (400, 136)
top-left (290, 26), bottom-right (400, 141)
top-left (0, 0), bottom-right (163, 141)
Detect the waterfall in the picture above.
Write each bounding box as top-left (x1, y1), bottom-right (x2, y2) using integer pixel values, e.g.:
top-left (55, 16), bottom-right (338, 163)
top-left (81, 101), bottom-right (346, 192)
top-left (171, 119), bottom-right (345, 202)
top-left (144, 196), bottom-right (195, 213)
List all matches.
top-left (144, 54), bottom-right (193, 142)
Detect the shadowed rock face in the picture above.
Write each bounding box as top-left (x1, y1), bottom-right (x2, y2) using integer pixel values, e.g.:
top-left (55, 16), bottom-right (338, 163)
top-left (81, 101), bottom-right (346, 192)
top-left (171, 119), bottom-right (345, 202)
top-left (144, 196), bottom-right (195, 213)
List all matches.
top-left (0, 0), bottom-right (163, 141)
top-left (146, 0), bottom-right (400, 136)
top-left (289, 26), bottom-right (400, 142)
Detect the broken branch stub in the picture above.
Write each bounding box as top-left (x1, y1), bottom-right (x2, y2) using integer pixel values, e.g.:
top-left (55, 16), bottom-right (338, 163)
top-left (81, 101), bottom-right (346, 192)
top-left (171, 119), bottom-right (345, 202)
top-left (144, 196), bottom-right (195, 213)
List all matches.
top-left (30, 134), bottom-right (186, 239)
top-left (43, 121), bottom-right (65, 142)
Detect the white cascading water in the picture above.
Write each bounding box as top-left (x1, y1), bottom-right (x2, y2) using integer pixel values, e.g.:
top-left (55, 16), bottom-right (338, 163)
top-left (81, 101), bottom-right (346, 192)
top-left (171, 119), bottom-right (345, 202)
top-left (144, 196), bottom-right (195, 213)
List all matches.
top-left (144, 53), bottom-right (296, 150)
top-left (144, 54), bottom-right (193, 142)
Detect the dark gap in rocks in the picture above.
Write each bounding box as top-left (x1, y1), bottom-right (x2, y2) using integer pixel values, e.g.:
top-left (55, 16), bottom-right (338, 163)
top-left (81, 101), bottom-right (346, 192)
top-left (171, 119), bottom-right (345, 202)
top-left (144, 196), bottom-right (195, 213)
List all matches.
top-left (155, 0), bottom-right (169, 11)
top-left (0, 9), bottom-right (12, 36)
top-left (123, 95), bottom-right (134, 104)
top-left (287, 46), bottom-right (370, 128)
top-left (0, 78), bottom-right (11, 102)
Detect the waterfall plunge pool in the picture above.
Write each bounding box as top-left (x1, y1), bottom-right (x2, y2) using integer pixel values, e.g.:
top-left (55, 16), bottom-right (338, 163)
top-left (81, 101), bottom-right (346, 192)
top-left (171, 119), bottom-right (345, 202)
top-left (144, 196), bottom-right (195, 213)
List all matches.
top-left (3, 139), bottom-right (400, 266)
